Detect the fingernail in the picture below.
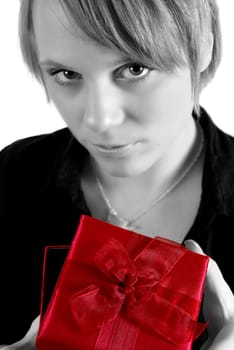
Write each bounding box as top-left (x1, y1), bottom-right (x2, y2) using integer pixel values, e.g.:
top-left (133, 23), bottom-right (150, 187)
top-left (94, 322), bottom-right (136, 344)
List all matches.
top-left (184, 240), bottom-right (204, 254)
top-left (184, 239), bottom-right (195, 248)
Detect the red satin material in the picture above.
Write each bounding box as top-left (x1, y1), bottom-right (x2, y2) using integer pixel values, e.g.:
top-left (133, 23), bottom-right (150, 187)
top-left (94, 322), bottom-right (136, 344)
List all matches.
top-left (36, 215), bottom-right (209, 350)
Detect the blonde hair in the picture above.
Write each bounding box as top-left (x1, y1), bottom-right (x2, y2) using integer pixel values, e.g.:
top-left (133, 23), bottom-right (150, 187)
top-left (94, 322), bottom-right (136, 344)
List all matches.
top-left (19, 0), bottom-right (222, 115)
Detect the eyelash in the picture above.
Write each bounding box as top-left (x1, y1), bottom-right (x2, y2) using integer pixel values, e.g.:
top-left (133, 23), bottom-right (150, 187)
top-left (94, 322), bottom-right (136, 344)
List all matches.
top-left (47, 63), bottom-right (153, 87)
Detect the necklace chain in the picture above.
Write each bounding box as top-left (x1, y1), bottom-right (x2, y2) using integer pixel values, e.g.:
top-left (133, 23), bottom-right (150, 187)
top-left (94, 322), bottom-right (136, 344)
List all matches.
top-left (96, 126), bottom-right (204, 229)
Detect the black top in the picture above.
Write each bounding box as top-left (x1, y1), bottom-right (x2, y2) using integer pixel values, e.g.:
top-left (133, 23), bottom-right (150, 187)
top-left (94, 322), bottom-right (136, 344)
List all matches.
top-left (0, 107), bottom-right (234, 344)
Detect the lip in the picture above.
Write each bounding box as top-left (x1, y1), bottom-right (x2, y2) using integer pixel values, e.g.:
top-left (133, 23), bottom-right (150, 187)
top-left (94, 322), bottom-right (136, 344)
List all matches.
top-left (93, 142), bottom-right (138, 155)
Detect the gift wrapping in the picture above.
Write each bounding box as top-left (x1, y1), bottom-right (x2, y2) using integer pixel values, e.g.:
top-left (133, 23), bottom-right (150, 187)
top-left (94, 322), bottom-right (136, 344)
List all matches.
top-left (36, 214), bottom-right (209, 350)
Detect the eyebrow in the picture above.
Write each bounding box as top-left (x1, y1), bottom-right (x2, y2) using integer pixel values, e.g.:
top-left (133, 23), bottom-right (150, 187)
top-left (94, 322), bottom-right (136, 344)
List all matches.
top-left (39, 56), bottom-right (133, 70)
top-left (39, 60), bottom-right (77, 71)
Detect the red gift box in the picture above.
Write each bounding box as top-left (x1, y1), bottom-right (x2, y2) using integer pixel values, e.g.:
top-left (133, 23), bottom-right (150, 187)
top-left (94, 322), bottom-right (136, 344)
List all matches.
top-left (36, 215), bottom-right (208, 350)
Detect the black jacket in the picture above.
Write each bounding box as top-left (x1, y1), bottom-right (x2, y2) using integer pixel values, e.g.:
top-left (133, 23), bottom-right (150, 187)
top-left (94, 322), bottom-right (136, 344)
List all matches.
top-left (0, 107), bottom-right (234, 344)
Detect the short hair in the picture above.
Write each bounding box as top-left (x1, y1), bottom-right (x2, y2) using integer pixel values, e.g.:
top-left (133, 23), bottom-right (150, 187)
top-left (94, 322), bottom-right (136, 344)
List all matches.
top-left (19, 0), bottom-right (222, 115)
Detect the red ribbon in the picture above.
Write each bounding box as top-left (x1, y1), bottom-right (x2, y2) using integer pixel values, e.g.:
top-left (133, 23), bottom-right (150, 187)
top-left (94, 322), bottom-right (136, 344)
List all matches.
top-left (69, 238), bottom-right (207, 345)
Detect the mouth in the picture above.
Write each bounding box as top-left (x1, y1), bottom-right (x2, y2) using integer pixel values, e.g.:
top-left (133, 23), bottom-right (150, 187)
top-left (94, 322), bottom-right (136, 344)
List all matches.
top-left (94, 143), bottom-right (137, 154)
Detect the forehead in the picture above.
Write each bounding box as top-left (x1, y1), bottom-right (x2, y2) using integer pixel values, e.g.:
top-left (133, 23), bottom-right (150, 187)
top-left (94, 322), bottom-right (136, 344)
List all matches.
top-left (33, 0), bottom-right (82, 58)
top-left (33, 0), bottom-right (121, 67)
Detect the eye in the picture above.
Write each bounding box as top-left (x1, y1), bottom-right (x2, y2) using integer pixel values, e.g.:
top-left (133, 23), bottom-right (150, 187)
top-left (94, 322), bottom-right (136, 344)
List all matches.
top-left (117, 63), bottom-right (152, 82)
top-left (48, 69), bottom-right (82, 85)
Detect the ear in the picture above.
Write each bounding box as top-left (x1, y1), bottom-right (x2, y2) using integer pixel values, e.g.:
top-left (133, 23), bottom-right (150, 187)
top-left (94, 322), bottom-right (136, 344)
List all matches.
top-left (199, 32), bottom-right (214, 73)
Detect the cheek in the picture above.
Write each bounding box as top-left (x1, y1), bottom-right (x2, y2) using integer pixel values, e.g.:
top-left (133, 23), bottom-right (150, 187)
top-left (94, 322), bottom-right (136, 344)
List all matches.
top-left (47, 85), bottom-right (84, 128)
top-left (160, 81), bottom-right (193, 118)
top-left (137, 74), bottom-right (193, 125)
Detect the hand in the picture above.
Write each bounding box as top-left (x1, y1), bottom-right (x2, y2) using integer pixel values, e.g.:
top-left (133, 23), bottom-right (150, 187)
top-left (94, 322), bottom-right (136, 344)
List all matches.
top-left (185, 240), bottom-right (234, 350)
top-left (0, 316), bottom-right (40, 350)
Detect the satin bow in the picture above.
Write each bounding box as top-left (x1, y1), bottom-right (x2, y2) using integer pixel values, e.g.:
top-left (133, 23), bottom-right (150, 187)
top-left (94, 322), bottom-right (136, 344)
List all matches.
top-left (69, 238), bottom-right (206, 344)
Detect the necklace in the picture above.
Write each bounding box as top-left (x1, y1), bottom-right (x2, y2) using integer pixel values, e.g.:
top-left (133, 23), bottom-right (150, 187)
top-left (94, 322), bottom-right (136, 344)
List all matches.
top-left (96, 126), bottom-right (204, 229)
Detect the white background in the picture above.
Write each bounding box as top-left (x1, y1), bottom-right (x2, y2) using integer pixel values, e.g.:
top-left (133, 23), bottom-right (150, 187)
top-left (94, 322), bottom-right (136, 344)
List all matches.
top-left (0, 1), bottom-right (233, 151)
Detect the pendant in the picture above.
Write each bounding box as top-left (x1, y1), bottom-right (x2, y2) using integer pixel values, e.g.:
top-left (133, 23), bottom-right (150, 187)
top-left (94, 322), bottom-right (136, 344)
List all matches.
top-left (107, 209), bottom-right (138, 230)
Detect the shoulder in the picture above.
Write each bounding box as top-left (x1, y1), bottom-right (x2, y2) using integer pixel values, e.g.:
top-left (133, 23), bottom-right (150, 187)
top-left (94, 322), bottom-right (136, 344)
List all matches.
top-left (0, 128), bottom-right (75, 183)
top-left (0, 128), bottom-right (72, 168)
top-left (199, 107), bottom-right (234, 158)
top-left (199, 107), bottom-right (234, 215)
top-left (0, 129), bottom-right (77, 342)
top-left (0, 128), bottom-right (87, 215)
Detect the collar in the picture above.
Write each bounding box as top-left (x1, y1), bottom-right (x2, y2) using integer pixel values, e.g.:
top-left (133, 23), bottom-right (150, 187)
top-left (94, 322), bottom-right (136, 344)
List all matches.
top-left (199, 107), bottom-right (234, 216)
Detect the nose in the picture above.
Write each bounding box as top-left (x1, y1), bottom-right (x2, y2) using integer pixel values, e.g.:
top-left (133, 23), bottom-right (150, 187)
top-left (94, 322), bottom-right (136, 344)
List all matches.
top-left (83, 83), bottom-right (125, 133)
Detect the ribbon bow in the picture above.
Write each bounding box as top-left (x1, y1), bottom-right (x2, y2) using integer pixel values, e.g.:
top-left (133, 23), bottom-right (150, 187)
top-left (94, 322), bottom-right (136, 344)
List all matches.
top-left (69, 238), bottom-right (206, 344)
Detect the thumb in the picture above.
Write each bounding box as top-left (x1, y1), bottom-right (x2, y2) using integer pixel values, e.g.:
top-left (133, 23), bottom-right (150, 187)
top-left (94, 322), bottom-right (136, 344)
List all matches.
top-left (184, 239), bottom-right (232, 296)
top-left (184, 239), bottom-right (231, 297)
top-left (184, 239), bottom-right (205, 255)
top-left (185, 239), bottom-right (234, 341)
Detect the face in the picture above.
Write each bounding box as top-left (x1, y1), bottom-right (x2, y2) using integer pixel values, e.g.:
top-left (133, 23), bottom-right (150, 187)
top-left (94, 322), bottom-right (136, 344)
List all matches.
top-left (33, 0), bottom-right (195, 178)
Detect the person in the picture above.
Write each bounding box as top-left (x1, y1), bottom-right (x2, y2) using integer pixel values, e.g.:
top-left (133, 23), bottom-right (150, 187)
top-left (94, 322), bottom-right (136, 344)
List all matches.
top-left (0, 0), bottom-right (234, 348)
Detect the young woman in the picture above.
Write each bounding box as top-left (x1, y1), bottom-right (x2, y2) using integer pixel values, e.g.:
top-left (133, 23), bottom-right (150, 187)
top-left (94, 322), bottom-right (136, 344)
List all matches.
top-left (0, 0), bottom-right (234, 348)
